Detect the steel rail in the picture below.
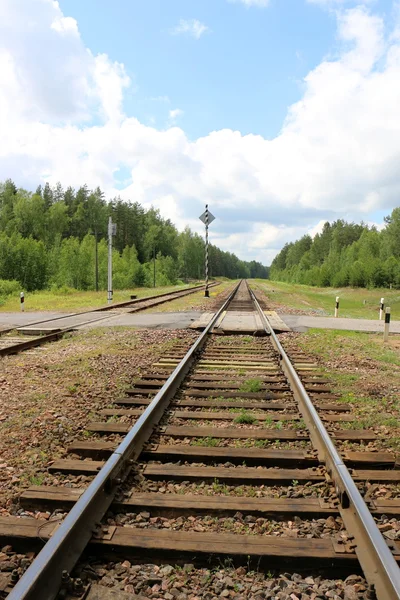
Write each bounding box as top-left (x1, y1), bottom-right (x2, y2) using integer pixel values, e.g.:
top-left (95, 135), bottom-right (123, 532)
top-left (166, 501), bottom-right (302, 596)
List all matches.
top-left (8, 281), bottom-right (241, 600)
top-left (0, 283), bottom-right (220, 358)
top-left (248, 284), bottom-right (400, 600)
top-left (1, 282), bottom-right (217, 335)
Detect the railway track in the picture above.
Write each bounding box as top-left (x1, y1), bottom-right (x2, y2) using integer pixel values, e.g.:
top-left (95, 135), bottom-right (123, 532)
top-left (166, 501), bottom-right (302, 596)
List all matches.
top-left (2, 280), bottom-right (400, 599)
top-left (0, 282), bottom-right (219, 357)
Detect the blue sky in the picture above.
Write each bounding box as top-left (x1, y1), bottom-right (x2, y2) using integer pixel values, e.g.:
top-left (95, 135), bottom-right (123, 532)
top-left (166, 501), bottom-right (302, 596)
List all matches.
top-left (60, 0), bottom-right (337, 140)
top-left (59, 0), bottom-right (324, 139)
top-left (1, 0), bottom-right (400, 263)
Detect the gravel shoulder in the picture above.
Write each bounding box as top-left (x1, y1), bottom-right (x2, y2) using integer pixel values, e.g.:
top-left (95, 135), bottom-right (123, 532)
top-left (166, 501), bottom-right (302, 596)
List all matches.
top-left (0, 327), bottom-right (197, 506)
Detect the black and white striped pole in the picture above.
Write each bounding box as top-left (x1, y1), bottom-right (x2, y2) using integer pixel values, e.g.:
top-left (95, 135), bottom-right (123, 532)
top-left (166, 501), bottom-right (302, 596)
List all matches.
top-left (20, 292), bottom-right (24, 312)
top-left (199, 204), bottom-right (215, 298)
top-left (107, 217), bottom-right (117, 305)
top-left (335, 296), bottom-right (339, 318)
top-left (384, 307), bottom-right (391, 342)
top-left (379, 297), bottom-right (385, 321)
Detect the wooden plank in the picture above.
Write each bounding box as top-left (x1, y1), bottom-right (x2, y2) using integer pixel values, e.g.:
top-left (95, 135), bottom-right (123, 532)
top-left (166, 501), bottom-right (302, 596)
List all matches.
top-left (142, 444), bottom-right (317, 466)
top-left (175, 399), bottom-right (296, 410)
top-left (372, 499), bottom-right (400, 515)
top-left (91, 528), bottom-right (358, 562)
top-left (332, 431), bottom-right (377, 441)
top-left (100, 409), bottom-right (144, 417)
top-left (200, 358), bottom-right (276, 365)
top-left (100, 409), bottom-right (302, 420)
top-left (173, 410), bottom-right (300, 421)
top-left (0, 516), bottom-right (59, 541)
top-left (49, 459), bottom-right (104, 474)
top-left (184, 382), bottom-right (289, 391)
top-left (131, 380), bottom-right (164, 388)
top-left (264, 311), bottom-right (291, 332)
top-left (162, 426), bottom-right (307, 440)
top-left (344, 451), bottom-right (397, 468)
top-left (162, 426), bottom-right (376, 441)
top-left (177, 396), bottom-right (350, 412)
top-left (20, 488), bottom-right (335, 517)
top-left (144, 445), bottom-right (395, 469)
top-left (87, 422), bottom-right (131, 434)
top-left (68, 441), bottom-right (116, 458)
top-left (169, 410), bottom-right (353, 423)
top-left (143, 465), bottom-right (400, 484)
top-left (354, 470), bottom-right (400, 482)
top-left (115, 398), bottom-right (152, 406)
top-left (183, 390), bottom-right (285, 399)
top-left (118, 493), bottom-right (333, 516)
top-left (143, 464), bottom-right (321, 483)
top-left (126, 388), bottom-right (159, 396)
top-left (21, 486), bottom-right (84, 506)
top-left (189, 374), bottom-right (286, 382)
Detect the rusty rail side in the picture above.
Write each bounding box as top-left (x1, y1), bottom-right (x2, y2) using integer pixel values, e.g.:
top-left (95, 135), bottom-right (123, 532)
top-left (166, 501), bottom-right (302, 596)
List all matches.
top-left (248, 284), bottom-right (400, 600)
top-left (7, 282), bottom-right (241, 600)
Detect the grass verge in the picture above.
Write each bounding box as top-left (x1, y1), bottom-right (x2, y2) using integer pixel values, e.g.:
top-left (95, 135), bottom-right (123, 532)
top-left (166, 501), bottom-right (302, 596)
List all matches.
top-left (284, 329), bottom-right (400, 452)
top-left (0, 283), bottom-right (199, 312)
top-left (250, 279), bottom-right (400, 319)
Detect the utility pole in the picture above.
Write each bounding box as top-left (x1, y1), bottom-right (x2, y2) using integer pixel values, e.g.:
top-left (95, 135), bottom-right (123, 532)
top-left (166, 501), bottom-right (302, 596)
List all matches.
top-left (108, 217), bottom-right (116, 304)
top-left (199, 204), bottom-right (215, 298)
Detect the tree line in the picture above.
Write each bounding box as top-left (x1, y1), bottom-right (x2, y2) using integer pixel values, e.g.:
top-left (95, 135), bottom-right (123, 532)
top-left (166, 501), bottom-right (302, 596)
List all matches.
top-left (270, 209), bottom-right (400, 288)
top-left (0, 179), bottom-right (268, 292)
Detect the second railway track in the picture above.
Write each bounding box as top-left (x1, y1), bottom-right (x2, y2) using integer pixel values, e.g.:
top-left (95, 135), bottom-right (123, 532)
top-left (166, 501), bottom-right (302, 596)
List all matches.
top-left (2, 280), bottom-right (400, 599)
top-left (0, 282), bottom-right (219, 357)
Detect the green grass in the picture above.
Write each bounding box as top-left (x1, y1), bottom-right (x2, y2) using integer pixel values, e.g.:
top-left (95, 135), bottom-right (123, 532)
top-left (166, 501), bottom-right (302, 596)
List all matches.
top-left (233, 410), bottom-right (257, 424)
top-left (0, 283), bottom-right (197, 312)
top-left (299, 329), bottom-right (400, 367)
top-left (292, 328), bottom-right (400, 451)
top-left (239, 378), bottom-right (262, 393)
top-left (191, 437), bottom-right (220, 447)
top-left (249, 279), bottom-right (400, 320)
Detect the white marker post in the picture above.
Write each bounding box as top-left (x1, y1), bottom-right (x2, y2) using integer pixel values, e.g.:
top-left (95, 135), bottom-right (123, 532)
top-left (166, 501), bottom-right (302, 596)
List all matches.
top-left (20, 292), bottom-right (24, 312)
top-left (379, 297), bottom-right (385, 321)
top-left (107, 217), bottom-right (117, 305)
top-left (384, 307), bottom-right (391, 342)
top-left (335, 296), bottom-right (339, 318)
top-left (199, 205), bottom-right (216, 298)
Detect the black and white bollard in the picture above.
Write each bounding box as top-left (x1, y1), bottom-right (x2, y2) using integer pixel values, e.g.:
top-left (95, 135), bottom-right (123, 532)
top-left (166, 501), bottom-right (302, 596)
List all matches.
top-left (384, 307), bottom-right (391, 342)
top-left (379, 297), bottom-right (385, 321)
top-left (20, 292), bottom-right (24, 312)
top-left (335, 296), bottom-right (339, 318)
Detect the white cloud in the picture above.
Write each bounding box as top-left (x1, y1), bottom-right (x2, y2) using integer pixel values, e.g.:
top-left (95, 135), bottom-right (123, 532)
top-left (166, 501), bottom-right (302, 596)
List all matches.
top-left (228, 0), bottom-right (270, 6)
top-left (1, 1), bottom-right (400, 263)
top-left (171, 19), bottom-right (209, 39)
top-left (168, 108), bottom-right (184, 124)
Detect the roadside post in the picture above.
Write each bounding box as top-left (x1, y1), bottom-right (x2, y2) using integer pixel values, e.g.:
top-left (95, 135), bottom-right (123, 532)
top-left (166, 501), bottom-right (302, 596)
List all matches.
top-left (334, 296), bottom-right (339, 318)
top-left (108, 217), bottom-right (117, 305)
top-left (199, 205), bottom-right (215, 298)
top-left (384, 307), bottom-right (391, 342)
top-left (379, 297), bottom-right (385, 320)
top-left (20, 292), bottom-right (24, 312)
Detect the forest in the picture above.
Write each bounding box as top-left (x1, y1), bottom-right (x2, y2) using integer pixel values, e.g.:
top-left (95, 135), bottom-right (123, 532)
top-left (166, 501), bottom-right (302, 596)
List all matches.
top-left (0, 179), bottom-right (268, 294)
top-left (270, 209), bottom-right (400, 288)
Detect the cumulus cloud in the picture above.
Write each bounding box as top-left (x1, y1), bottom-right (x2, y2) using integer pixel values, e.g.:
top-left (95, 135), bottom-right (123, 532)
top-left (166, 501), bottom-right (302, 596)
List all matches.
top-left (171, 19), bottom-right (210, 39)
top-left (168, 108), bottom-right (184, 123)
top-left (1, 0), bottom-right (400, 262)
